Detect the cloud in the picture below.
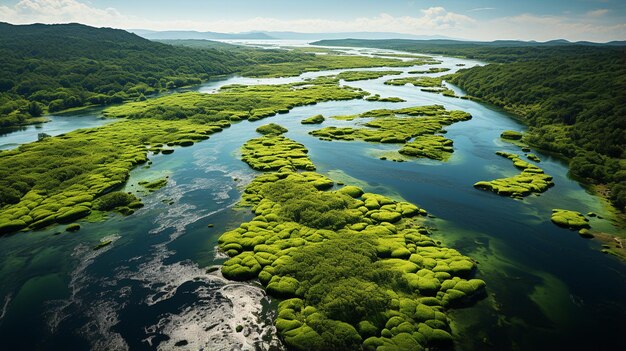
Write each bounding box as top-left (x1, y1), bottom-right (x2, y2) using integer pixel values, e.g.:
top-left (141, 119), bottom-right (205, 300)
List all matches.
top-left (0, 0), bottom-right (623, 42)
top-left (469, 7), bottom-right (496, 12)
top-left (0, 0), bottom-right (130, 26)
top-left (586, 9), bottom-right (609, 17)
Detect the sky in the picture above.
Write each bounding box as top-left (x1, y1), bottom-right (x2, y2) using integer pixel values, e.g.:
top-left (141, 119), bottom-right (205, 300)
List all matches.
top-left (0, 0), bottom-right (625, 42)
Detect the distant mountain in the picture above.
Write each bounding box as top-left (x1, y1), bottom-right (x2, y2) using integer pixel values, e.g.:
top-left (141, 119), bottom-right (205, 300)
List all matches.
top-left (130, 29), bottom-right (274, 40)
top-left (130, 29), bottom-right (453, 41)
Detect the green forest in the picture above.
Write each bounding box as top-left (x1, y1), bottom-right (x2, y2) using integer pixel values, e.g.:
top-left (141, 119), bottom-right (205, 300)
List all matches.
top-left (314, 39), bottom-right (626, 211)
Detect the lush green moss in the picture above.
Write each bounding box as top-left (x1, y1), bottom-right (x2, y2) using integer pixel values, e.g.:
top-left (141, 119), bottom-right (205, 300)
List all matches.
top-left (104, 77), bottom-right (367, 121)
top-left (408, 67), bottom-right (451, 74)
top-left (301, 114), bottom-right (325, 125)
top-left (241, 135), bottom-right (315, 172)
top-left (217, 135), bottom-right (485, 351)
top-left (138, 178), bottom-right (168, 191)
top-left (1, 78), bottom-right (366, 235)
top-left (336, 70), bottom-right (402, 82)
top-left (311, 105), bottom-right (470, 162)
top-left (93, 239), bottom-right (112, 250)
top-left (399, 135), bottom-right (454, 161)
top-left (384, 76), bottom-right (443, 88)
top-left (474, 151), bottom-right (554, 198)
top-left (551, 209), bottom-right (590, 230)
top-left (256, 123), bottom-right (288, 135)
top-left (500, 130), bottom-right (523, 140)
top-left (365, 95), bottom-right (406, 102)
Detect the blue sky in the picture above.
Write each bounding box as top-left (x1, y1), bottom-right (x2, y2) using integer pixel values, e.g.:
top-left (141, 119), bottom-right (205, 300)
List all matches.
top-left (0, 0), bottom-right (624, 41)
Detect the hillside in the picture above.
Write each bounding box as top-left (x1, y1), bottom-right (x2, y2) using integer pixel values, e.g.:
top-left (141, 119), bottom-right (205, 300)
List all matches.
top-left (449, 49), bottom-right (626, 209)
top-left (0, 22), bottom-right (303, 127)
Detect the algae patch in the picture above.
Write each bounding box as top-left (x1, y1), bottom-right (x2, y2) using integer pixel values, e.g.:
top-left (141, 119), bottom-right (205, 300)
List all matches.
top-left (474, 151), bottom-right (554, 198)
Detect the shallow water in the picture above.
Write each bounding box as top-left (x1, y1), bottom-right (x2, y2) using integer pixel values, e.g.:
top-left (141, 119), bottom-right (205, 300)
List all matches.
top-left (0, 45), bottom-right (624, 350)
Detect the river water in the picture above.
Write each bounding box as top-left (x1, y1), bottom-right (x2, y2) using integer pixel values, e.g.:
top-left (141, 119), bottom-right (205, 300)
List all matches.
top-left (0, 45), bottom-right (624, 351)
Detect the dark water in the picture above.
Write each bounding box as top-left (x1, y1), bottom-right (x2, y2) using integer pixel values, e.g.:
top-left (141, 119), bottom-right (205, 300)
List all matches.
top-left (0, 45), bottom-right (624, 351)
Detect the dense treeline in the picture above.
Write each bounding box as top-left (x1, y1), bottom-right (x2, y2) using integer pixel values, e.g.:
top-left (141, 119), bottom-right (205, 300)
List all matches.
top-left (0, 22), bottom-right (310, 127)
top-left (449, 49), bottom-right (626, 210)
top-left (315, 39), bottom-right (626, 211)
top-left (312, 38), bottom-right (626, 63)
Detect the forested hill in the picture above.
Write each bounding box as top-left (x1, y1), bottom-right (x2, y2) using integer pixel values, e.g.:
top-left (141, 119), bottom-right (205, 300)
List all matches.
top-left (449, 48), bottom-right (626, 210)
top-left (312, 38), bottom-right (626, 62)
top-left (0, 22), bottom-right (303, 127)
top-left (314, 38), bottom-right (626, 210)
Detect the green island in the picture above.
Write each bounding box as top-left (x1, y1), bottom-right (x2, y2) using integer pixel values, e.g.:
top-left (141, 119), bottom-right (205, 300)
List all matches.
top-left (550, 209), bottom-right (590, 230)
top-left (256, 123), bottom-right (289, 135)
top-left (336, 70), bottom-right (403, 81)
top-left (310, 105), bottom-right (470, 161)
top-left (0, 78), bottom-right (366, 235)
top-left (218, 132), bottom-right (486, 350)
top-left (301, 114), bottom-right (325, 124)
top-left (366, 95), bottom-right (407, 102)
top-left (408, 68), bottom-right (451, 74)
top-left (474, 151), bottom-right (554, 198)
top-left (384, 76), bottom-right (456, 97)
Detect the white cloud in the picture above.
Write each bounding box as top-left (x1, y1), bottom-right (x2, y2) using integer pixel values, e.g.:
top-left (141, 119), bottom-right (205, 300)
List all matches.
top-left (586, 9), bottom-right (609, 17)
top-left (0, 0), bottom-right (623, 42)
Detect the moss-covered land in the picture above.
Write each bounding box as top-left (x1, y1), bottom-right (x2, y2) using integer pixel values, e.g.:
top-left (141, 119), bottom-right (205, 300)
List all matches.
top-left (239, 55), bottom-right (432, 78)
top-left (550, 209), bottom-right (590, 230)
top-left (365, 95), bottom-right (406, 103)
top-left (384, 76), bottom-right (457, 98)
top-left (241, 134), bottom-right (316, 172)
top-left (104, 77), bottom-right (366, 121)
top-left (336, 70), bottom-right (403, 82)
top-left (217, 135), bottom-right (486, 351)
top-left (474, 151), bottom-right (554, 198)
top-left (408, 68), bottom-right (451, 74)
top-left (399, 135), bottom-right (454, 161)
top-left (0, 118), bottom-right (218, 234)
top-left (256, 123), bottom-right (289, 135)
top-left (384, 76), bottom-right (443, 88)
top-left (0, 79), bottom-right (366, 235)
top-left (310, 105), bottom-right (471, 161)
top-left (500, 130), bottom-right (523, 140)
top-left (301, 115), bottom-right (325, 125)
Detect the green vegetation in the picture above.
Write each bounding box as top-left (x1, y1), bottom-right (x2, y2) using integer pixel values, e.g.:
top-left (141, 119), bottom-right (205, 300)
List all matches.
top-left (474, 151), bottom-right (554, 198)
top-left (500, 130), bottom-right (523, 140)
top-left (335, 70), bottom-right (402, 82)
top-left (399, 135), bottom-right (454, 161)
top-left (408, 68), bottom-right (451, 74)
top-left (138, 178), bottom-right (168, 192)
top-left (384, 76), bottom-right (442, 88)
top-left (65, 223), bottom-right (80, 232)
top-left (256, 123), bottom-right (289, 135)
top-left (0, 23), bottom-right (410, 128)
top-left (310, 105), bottom-right (471, 161)
top-left (104, 77), bottom-right (367, 121)
top-left (241, 134), bottom-right (315, 172)
top-left (365, 95), bottom-right (406, 103)
top-left (550, 209), bottom-right (590, 230)
top-left (448, 50), bottom-right (626, 211)
top-left (239, 55), bottom-right (433, 78)
top-left (313, 40), bottom-right (626, 211)
top-left (217, 135), bottom-right (485, 350)
top-left (0, 79), bottom-right (365, 235)
top-left (301, 114), bottom-right (325, 125)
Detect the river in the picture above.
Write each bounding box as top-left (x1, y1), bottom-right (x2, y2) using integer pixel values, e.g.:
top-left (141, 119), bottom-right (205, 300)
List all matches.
top-left (0, 44), bottom-right (623, 350)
